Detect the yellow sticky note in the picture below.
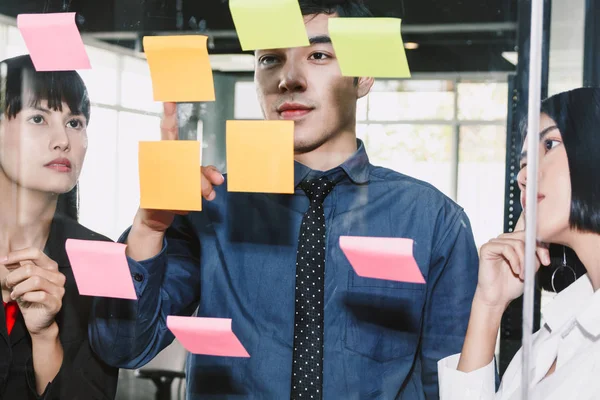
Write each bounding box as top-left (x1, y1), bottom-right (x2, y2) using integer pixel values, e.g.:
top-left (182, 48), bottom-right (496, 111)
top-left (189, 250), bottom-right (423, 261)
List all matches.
top-left (329, 18), bottom-right (411, 78)
top-left (139, 141), bottom-right (202, 211)
top-left (229, 0), bottom-right (309, 51)
top-left (143, 36), bottom-right (215, 102)
top-left (226, 120), bottom-right (294, 194)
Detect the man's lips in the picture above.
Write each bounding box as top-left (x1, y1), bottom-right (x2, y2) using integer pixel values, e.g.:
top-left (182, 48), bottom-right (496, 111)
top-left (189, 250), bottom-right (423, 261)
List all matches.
top-left (277, 103), bottom-right (314, 119)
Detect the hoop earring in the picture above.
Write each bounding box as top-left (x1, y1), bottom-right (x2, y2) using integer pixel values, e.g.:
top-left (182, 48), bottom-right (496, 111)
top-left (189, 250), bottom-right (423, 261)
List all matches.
top-left (551, 246), bottom-right (577, 293)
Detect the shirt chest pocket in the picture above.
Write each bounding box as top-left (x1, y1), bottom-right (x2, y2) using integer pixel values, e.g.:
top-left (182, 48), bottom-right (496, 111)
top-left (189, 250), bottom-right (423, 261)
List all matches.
top-left (344, 272), bottom-right (426, 362)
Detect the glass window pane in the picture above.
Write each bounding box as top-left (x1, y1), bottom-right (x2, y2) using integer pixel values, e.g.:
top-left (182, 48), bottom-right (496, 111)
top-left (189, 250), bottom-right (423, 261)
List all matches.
top-left (457, 82), bottom-right (508, 121)
top-left (234, 81), bottom-right (264, 119)
top-left (121, 56), bottom-right (162, 113)
top-left (6, 26), bottom-right (28, 58)
top-left (116, 112), bottom-right (161, 234)
top-left (78, 47), bottom-right (119, 106)
top-left (78, 107), bottom-right (119, 239)
top-left (457, 125), bottom-right (507, 248)
top-left (356, 96), bottom-right (368, 121)
top-left (368, 89), bottom-right (454, 121)
top-left (361, 124), bottom-right (453, 197)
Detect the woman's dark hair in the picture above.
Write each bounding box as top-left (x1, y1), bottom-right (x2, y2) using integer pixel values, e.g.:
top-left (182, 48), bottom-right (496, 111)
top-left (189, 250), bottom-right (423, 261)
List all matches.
top-left (1, 54), bottom-right (90, 123)
top-left (540, 87), bottom-right (600, 234)
top-left (531, 88), bottom-right (600, 291)
top-left (1, 54), bottom-right (89, 221)
top-left (298, 0), bottom-right (373, 18)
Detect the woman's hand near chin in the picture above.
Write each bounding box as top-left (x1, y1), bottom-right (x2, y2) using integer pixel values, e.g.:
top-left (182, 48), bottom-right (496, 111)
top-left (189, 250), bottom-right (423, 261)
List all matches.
top-left (475, 214), bottom-right (551, 311)
top-left (456, 215), bottom-right (551, 373)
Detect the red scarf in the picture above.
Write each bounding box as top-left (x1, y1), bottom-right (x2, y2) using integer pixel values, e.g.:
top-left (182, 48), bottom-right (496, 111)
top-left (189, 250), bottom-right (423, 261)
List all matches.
top-left (3, 301), bottom-right (18, 335)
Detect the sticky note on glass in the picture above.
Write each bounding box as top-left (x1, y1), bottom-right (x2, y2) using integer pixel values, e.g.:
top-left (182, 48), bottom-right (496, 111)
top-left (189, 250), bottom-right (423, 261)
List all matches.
top-left (226, 120), bottom-right (294, 194)
top-left (143, 36), bottom-right (215, 102)
top-left (167, 316), bottom-right (250, 357)
top-left (139, 141), bottom-right (202, 211)
top-left (229, 0), bottom-right (309, 50)
top-left (65, 239), bottom-right (137, 300)
top-left (17, 12), bottom-right (91, 71)
top-left (340, 236), bottom-right (425, 284)
top-left (329, 18), bottom-right (411, 78)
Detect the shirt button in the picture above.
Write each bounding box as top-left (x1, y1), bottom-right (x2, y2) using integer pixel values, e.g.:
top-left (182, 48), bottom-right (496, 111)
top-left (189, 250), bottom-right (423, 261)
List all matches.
top-left (133, 273), bottom-right (144, 282)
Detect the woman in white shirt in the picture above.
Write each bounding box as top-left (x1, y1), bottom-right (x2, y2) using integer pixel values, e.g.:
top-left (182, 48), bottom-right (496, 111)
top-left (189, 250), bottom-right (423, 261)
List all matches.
top-left (438, 87), bottom-right (600, 400)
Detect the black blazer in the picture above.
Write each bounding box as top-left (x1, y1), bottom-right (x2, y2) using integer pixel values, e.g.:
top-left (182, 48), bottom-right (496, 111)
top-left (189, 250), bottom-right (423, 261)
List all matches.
top-left (0, 215), bottom-right (118, 399)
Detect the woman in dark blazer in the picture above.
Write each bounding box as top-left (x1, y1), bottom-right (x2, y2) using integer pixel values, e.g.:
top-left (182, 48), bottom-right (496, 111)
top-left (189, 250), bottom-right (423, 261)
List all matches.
top-left (0, 55), bottom-right (118, 399)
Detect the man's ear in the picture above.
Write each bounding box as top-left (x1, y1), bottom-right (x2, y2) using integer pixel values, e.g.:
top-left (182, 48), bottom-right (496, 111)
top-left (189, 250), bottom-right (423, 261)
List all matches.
top-left (356, 77), bottom-right (374, 99)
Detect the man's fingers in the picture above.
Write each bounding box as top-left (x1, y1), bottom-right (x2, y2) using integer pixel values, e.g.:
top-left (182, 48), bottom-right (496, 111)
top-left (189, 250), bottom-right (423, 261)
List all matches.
top-left (199, 166), bottom-right (225, 201)
top-left (202, 166), bottom-right (225, 185)
top-left (200, 176), bottom-right (216, 201)
top-left (160, 102), bottom-right (178, 141)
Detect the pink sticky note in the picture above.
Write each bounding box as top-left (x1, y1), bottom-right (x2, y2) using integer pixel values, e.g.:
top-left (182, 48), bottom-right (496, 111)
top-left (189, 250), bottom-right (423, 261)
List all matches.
top-left (17, 12), bottom-right (91, 71)
top-left (65, 239), bottom-right (137, 300)
top-left (167, 316), bottom-right (250, 357)
top-left (340, 236), bottom-right (426, 284)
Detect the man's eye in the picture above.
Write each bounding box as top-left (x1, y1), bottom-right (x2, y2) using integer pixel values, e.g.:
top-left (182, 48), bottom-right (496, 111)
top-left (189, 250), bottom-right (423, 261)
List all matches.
top-left (259, 56), bottom-right (279, 65)
top-left (309, 52), bottom-right (329, 60)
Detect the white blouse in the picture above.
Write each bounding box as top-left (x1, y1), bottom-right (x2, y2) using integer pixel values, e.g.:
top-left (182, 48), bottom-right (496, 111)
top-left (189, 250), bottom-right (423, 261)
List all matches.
top-left (438, 274), bottom-right (600, 400)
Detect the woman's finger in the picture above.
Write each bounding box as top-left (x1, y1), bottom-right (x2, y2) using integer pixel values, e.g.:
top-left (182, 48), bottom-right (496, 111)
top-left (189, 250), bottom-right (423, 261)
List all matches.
top-left (1, 248), bottom-right (57, 271)
top-left (482, 241), bottom-right (523, 276)
top-left (4, 264), bottom-right (64, 290)
top-left (10, 275), bottom-right (64, 301)
top-left (18, 291), bottom-right (62, 313)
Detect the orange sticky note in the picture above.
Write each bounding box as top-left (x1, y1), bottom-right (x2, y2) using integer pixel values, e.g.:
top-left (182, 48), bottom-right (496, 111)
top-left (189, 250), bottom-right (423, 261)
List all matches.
top-left (143, 35), bottom-right (215, 102)
top-left (139, 141), bottom-right (202, 211)
top-left (226, 120), bottom-right (294, 194)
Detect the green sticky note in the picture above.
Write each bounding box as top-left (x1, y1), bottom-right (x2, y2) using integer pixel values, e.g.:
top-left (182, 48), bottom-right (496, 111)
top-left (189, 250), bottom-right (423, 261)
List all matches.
top-left (329, 18), bottom-right (411, 78)
top-left (229, 0), bottom-right (309, 51)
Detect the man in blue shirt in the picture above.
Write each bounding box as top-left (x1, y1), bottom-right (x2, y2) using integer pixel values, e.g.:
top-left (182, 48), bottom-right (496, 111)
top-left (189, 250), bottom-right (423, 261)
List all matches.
top-left (90, 1), bottom-right (479, 398)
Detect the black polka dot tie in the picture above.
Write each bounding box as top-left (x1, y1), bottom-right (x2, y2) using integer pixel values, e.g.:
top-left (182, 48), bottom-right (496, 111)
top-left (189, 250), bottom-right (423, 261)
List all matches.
top-left (290, 177), bottom-right (335, 400)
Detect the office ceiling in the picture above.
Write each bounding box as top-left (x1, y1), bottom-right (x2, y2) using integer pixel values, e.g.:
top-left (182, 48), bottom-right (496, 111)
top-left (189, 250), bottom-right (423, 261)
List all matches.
top-left (0, 0), bottom-right (518, 73)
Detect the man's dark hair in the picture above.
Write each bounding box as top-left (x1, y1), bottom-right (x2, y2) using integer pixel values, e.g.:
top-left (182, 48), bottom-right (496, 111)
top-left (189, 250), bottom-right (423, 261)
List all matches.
top-left (1, 54), bottom-right (86, 221)
top-left (298, 1), bottom-right (372, 85)
top-left (540, 87), bottom-right (600, 234)
top-left (298, 0), bottom-right (373, 18)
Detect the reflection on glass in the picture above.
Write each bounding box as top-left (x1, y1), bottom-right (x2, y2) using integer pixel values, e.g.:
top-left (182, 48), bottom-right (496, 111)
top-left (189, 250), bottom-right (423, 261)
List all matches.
top-left (78, 107), bottom-right (119, 239)
top-left (234, 81), bottom-right (264, 119)
top-left (457, 125), bottom-right (507, 248)
top-left (121, 57), bottom-right (162, 114)
top-left (116, 112), bottom-right (161, 235)
top-left (457, 82), bottom-right (508, 121)
top-left (368, 80), bottom-right (455, 121)
top-left (77, 47), bottom-right (119, 106)
top-left (359, 124), bottom-right (453, 197)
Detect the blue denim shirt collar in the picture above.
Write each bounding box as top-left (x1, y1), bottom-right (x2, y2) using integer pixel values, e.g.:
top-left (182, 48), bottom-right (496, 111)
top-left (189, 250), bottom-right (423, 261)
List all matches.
top-left (293, 139), bottom-right (370, 187)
